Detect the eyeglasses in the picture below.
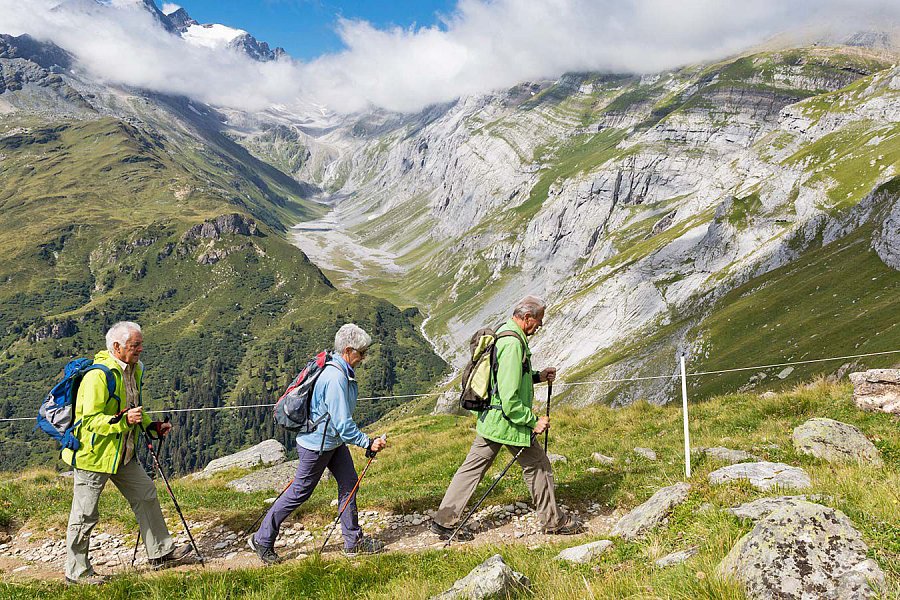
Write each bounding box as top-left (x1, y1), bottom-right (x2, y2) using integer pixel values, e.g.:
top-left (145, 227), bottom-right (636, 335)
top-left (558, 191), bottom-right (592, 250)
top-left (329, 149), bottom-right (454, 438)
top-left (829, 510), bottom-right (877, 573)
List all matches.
top-left (355, 348), bottom-right (368, 358)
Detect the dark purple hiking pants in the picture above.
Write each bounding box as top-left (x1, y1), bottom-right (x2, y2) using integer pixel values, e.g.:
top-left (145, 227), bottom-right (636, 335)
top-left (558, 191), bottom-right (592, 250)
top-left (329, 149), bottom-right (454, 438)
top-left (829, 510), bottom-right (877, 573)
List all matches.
top-left (253, 443), bottom-right (362, 549)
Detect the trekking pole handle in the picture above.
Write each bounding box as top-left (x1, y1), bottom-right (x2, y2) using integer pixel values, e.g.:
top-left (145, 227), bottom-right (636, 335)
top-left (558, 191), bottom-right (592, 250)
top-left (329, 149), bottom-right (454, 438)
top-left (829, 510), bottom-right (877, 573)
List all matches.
top-left (365, 433), bottom-right (387, 459)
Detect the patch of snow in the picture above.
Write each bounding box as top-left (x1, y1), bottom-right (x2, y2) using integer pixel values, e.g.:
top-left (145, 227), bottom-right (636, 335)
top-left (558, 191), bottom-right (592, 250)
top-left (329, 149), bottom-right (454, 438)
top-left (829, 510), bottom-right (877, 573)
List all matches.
top-left (182, 23), bottom-right (246, 50)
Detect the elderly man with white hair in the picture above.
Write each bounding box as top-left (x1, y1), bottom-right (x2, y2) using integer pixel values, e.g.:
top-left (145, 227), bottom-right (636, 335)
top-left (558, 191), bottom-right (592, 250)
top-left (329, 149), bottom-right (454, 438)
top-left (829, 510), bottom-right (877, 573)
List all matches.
top-left (61, 321), bottom-right (191, 585)
top-left (249, 323), bottom-right (388, 564)
top-left (430, 296), bottom-right (584, 540)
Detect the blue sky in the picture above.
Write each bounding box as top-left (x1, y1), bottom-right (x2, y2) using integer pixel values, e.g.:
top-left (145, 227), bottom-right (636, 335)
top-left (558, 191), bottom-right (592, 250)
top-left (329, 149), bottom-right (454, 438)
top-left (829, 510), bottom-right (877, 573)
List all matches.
top-left (157, 0), bottom-right (459, 61)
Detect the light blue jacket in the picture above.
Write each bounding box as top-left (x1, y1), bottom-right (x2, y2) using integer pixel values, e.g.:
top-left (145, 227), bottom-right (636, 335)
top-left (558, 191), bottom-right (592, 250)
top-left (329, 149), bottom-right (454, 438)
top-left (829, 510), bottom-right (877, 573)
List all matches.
top-left (297, 355), bottom-right (371, 453)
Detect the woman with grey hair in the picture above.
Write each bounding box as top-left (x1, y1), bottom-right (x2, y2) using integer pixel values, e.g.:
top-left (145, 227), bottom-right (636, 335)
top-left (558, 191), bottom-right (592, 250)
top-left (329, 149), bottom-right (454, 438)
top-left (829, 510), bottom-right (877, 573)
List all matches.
top-left (249, 323), bottom-right (388, 563)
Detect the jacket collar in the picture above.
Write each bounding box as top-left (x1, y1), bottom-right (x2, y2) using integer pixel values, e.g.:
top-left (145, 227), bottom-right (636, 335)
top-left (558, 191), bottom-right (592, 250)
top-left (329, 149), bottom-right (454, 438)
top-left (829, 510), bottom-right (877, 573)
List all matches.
top-left (332, 354), bottom-right (356, 381)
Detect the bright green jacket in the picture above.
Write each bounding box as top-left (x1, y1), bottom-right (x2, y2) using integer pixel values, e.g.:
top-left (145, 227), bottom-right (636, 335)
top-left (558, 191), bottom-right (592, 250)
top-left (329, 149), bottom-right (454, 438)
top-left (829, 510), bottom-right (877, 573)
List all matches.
top-left (60, 351), bottom-right (154, 474)
top-left (475, 319), bottom-right (540, 447)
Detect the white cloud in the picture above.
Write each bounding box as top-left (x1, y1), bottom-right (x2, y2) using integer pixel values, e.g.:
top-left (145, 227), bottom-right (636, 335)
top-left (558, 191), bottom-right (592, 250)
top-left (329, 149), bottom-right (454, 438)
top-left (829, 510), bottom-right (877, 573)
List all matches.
top-left (161, 3), bottom-right (182, 16)
top-left (0, 0), bottom-right (897, 114)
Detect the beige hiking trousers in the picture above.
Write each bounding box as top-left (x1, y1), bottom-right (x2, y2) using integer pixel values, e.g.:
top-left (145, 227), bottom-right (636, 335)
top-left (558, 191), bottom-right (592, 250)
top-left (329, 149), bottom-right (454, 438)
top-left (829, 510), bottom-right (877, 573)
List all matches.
top-left (434, 435), bottom-right (565, 530)
top-left (66, 458), bottom-right (174, 580)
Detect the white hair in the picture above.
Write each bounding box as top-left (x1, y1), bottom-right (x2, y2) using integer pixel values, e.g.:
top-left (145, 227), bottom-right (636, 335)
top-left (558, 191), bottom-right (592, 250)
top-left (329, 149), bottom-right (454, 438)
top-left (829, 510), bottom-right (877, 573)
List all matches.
top-left (512, 295), bottom-right (546, 319)
top-left (106, 321), bottom-right (142, 353)
top-left (334, 323), bottom-right (372, 355)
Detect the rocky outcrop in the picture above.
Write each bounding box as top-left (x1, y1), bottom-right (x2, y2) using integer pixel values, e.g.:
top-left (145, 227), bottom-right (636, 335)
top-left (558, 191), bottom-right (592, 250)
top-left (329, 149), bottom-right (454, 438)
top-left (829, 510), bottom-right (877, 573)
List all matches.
top-left (792, 418), bottom-right (883, 466)
top-left (610, 482), bottom-right (690, 540)
top-left (192, 439), bottom-right (286, 479)
top-left (181, 214), bottom-right (260, 243)
top-left (719, 501), bottom-right (885, 599)
top-left (872, 197), bottom-right (900, 269)
top-left (849, 369), bottom-right (900, 414)
top-left (556, 540), bottom-right (613, 564)
top-left (28, 319), bottom-right (78, 342)
top-left (708, 462), bottom-right (811, 491)
top-left (431, 554), bottom-right (530, 600)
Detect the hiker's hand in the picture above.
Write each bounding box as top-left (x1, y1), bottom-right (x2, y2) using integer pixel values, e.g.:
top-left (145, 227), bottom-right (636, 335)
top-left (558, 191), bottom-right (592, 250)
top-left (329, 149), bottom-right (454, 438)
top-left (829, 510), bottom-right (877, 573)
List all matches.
top-left (370, 437), bottom-right (387, 453)
top-left (534, 416), bottom-right (550, 434)
top-left (539, 368), bottom-right (557, 383)
top-left (154, 421), bottom-right (172, 437)
top-left (126, 407), bottom-right (143, 425)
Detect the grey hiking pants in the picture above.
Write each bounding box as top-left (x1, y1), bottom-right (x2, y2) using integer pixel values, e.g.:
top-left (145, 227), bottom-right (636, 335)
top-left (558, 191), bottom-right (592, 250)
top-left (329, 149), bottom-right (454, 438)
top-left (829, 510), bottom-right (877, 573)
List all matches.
top-left (434, 434), bottom-right (565, 530)
top-left (66, 458), bottom-right (174, 580)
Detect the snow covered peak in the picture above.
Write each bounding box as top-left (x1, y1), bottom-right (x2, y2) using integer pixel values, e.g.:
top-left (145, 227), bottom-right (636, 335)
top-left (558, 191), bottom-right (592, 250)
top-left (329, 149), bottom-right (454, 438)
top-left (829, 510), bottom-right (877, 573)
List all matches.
top-left (181, 23), bottom-right (247, 49)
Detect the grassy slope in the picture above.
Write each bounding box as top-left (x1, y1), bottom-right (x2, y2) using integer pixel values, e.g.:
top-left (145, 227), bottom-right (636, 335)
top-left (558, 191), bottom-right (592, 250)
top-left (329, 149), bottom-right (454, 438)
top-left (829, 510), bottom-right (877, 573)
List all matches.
top-left (1, 380), bottom-right (897, 599)
top-left (0, 116), bottom-right (446, 471)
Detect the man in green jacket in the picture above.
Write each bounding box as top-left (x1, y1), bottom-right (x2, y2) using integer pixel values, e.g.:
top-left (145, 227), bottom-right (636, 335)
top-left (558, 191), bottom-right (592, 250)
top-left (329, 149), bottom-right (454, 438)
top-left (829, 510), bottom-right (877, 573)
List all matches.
top-left (61, 321), bottom-right (191, 584)
top-left (431, 296), bottom-right (583, 539)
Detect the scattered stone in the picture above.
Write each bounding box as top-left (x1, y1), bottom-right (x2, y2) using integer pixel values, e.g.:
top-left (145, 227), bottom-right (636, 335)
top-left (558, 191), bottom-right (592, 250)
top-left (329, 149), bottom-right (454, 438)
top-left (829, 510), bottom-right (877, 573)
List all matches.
top-left (708, 462), bottom-right (811, 491)
top-left (610, 482), bottom-right (691, 540)
top-left (591, 452), bottom-right (615, 465)
top-left (792, 418), bottom-right (882, 466)
top-left (556, 540), bottom-right (613, 564)
top-left (586, 467), bottom-right (603, 474)
top-left (777, 367), bottom-right (794, 379)
top-left (695, 447), bottom-right (758, 464)
top-left (849, 369), bottom-right (900, 414)
top-left (695, 503), bottom-right (714, 515)
top-left (759, 391), bottom-right (777, 399)
top-left (431, 554), bottom-right (530, 600)
top-left (193, 439), bottom-right (286, 479)
top-left (227, 460), bottom-right (300, 493)
top-left (718, 501), bottom-right (885, 599)
top-left (655, 546), bottom-right (698, 568)
top-left (547, 453), bottom-right (567, 464)
top-left (633, 447), bottom-right (657, 461)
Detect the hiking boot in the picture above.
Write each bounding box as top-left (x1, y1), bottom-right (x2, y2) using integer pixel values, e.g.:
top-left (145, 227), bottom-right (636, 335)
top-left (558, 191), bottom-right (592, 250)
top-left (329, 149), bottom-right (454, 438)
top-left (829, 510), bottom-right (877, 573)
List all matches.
top-left (65, 573), bottom-right (108, 586)
top-left (247, 534), bottom-right (282, 566)
top-left (429, 521), bottom-right (474, 542)
top-left (342, 536), bottom-right (385, 556)
top-left (542, 515), bottom-right (585, 535)
top-left (149, 544), bottom-right (197, 570)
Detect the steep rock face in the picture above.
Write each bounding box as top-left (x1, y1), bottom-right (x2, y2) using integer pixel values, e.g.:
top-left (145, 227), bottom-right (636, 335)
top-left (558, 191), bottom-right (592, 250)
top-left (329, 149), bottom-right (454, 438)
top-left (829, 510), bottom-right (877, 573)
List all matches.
top-left (283, 49), bottom-right (900, 405)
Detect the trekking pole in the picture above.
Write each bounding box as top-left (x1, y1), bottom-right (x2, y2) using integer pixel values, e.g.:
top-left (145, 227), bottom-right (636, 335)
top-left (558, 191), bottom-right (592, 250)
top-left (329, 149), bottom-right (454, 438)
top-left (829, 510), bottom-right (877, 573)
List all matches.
top-left (445, 433), bottom-right (536, 547)
top-left (142, 418), bottom-right (205, 566)
top-left (130, 530), bottom-right (141, 569)
top-left (544, 380), bottom-right (552, 453)
top-left (318, 434), bottom-right (386, 554)
top-left (131, 423), bottom-right (167, 569)
top-left (245, 478), bottom-right (294, 535)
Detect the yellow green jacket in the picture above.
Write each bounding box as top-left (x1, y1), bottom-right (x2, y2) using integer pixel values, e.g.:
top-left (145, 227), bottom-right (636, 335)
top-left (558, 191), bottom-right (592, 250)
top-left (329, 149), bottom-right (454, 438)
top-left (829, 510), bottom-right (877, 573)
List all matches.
top-left (476, 319), bottom-right (540, 447)
top-left (61, 350), bottom-right (153, 474)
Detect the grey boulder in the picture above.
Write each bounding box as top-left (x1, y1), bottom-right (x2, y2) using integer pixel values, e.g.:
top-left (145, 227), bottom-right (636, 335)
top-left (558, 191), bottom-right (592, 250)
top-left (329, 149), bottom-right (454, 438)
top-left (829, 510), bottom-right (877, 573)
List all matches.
top-left (591, 452), bottom-right (615, 465)
top-left (792, 418), bottom-right (882, 466)
top-left (556, 540), bottom-right (613, 564)
top-left (849, 369), bottom-right (900, 414)
top-left (610, 482), bottom-right (690, 540)
top-left (718, 501), bottom-right (885, 599)
top-left (728, 496), bottom-right (814, 521)
top-left (192, 439), bottom-right (286, 479)
top-left (708, 461), bottom-right (811, 491)
top-left (431, 554), bottom-right (530, 600)
top-left (227, 459), bottom-right (301, 493)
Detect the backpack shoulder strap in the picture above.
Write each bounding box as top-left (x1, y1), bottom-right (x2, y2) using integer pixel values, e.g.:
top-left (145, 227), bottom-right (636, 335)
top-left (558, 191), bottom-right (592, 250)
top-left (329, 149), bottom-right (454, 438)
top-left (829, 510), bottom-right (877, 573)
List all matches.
top-left (495, 330), bottom-right (528, 364)
top-left (84, 364), bottom-right (120, 402)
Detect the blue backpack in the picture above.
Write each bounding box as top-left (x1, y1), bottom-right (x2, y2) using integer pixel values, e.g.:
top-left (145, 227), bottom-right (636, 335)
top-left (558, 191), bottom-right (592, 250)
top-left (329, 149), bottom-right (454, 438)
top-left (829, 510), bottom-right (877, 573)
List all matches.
top-left (37, 358), bottom-right (118, 451)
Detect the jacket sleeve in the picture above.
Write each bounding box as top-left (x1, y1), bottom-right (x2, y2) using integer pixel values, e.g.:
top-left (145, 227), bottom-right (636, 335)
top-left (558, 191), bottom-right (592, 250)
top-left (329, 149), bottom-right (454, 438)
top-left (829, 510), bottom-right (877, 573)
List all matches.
top-left (78, 370), bottom-right (132, 436)
top-left (323, 376), bottom-right (371, 449)
top-left (495, 338), bottom-right (538, 429)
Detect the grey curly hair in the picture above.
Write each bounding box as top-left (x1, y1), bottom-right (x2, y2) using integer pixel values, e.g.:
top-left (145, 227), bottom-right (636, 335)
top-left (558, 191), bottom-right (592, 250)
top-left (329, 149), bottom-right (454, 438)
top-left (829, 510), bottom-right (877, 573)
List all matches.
top-left (334, 323), bottom-right (372, 355)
